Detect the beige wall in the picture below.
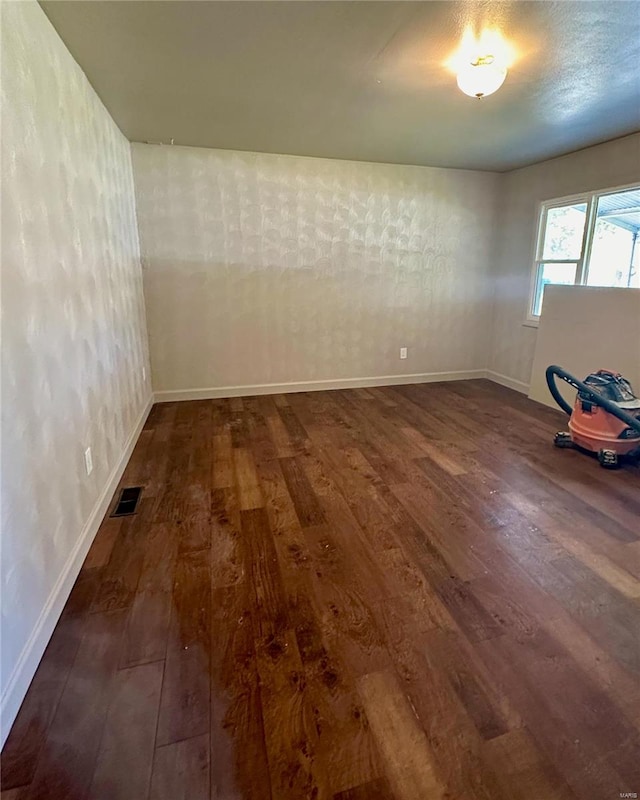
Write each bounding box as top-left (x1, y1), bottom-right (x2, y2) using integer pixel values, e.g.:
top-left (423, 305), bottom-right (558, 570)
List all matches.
top-left (132, 143), bottom-right (499, 397)
top-left (1, 1), bottom-right (151, 741)
top-left (488, 132), bottom-right (640, 389)
top-left (529, 286), bottom-right (640, 410)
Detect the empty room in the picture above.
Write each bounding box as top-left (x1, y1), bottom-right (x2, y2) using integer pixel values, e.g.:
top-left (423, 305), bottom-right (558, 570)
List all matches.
top-left (2, 1), bottom-right (640, 798)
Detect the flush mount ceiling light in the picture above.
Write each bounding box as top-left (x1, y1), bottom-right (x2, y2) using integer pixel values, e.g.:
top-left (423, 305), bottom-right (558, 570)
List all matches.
top-left (446, 28), bottom-right (514, 99)
top-left (456, 54), bottom-right (507, 99)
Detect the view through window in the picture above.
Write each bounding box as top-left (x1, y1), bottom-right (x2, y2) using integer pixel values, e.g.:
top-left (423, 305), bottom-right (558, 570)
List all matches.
top-left (530, 186), bottom-right (640, 318)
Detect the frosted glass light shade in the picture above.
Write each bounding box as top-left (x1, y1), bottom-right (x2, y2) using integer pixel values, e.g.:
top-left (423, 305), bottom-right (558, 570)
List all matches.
top-left (456, 60), bottom-right (507, 98)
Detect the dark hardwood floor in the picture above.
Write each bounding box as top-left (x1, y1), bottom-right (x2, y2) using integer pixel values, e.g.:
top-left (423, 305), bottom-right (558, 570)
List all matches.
top-left (2, 379), bottom-right (640, 800)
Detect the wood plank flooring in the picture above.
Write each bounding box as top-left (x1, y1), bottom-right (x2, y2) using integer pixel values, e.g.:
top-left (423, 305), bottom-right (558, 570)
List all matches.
top-left (2, 379), bottom-right (640, 800)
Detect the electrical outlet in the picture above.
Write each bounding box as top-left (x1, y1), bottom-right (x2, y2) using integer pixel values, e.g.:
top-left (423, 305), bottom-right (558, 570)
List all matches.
top-left (142, 366), bottom-right (146, 382)
top-left (84, 446), bottom-right (93, 476)
top-left (400, 347), bottom-right (408, 360)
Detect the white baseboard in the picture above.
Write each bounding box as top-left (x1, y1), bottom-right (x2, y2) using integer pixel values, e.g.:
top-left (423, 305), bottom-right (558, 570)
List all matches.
top-left (153, 369), bottom-right (488, 402)
top-left (0, 394), bottom-right (153, 748)
top-left (485, 369), bottom-right (530, 394)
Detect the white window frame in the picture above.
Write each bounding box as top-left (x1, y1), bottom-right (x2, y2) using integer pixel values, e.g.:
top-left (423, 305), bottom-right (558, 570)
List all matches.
top-left (526, 181), bottom-right (640, 326)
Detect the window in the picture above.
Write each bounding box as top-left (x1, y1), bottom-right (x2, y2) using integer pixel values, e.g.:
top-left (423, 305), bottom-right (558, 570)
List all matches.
top-left (528, 185), bottom-right (640, 320)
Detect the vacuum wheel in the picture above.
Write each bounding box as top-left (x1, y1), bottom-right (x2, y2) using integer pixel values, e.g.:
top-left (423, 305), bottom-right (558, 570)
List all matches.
top-left (598, 449), bottom-right (619, 469)
top-left (553, 432), bottom-right (573, 449)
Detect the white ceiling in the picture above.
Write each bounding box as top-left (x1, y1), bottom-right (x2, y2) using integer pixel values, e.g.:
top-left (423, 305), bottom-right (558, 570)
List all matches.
top-left (40, 0), bottom-right (640, 171)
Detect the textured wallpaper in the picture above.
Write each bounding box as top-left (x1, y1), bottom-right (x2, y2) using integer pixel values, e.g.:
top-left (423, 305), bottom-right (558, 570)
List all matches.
top-left (132, 143), bottom-right (499, 393)
top-left (1, 1), bottom-right (150, 710)
top-left (488, 132), bottom-right (640, 387)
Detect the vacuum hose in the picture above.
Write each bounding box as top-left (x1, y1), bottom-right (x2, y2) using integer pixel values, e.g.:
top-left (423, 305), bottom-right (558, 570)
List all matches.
top-left (545, 365), bottom-right (640, 435)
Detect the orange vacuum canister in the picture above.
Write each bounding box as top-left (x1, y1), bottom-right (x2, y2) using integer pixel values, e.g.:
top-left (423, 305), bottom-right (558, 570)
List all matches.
top-left (546, 366), bottom-right (640, 469)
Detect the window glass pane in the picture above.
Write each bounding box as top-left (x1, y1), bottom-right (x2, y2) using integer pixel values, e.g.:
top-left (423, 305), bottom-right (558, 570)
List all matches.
top-left (586, 188), bottom-right (640, 288)
top-left (541, 203), bottom-right (588, 260)
top-left (533, 262), bottom-right (577, 316)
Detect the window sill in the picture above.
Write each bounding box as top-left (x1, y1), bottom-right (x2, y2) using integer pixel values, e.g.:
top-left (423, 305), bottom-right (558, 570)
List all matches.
top-left (522, 318), bottom-right (539, 329)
